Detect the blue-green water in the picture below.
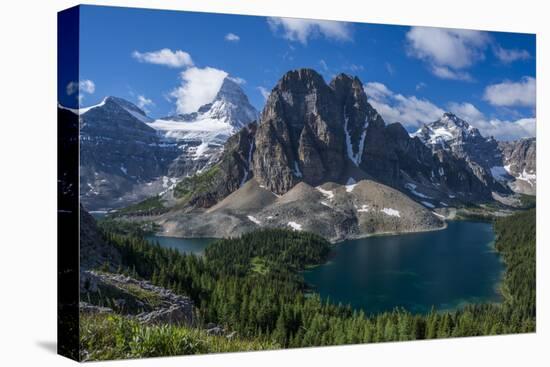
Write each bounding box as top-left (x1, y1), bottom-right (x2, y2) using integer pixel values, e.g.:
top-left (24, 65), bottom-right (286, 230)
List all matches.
top-left (145, 235), bottom-right (215, 255)
top-left (303, 221), bottom-right (504, 315)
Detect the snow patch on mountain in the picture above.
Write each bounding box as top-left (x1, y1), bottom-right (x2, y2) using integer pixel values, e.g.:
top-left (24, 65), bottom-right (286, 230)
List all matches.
top-left (316, 187), bottom-right (334, 200)
top-left (147, 77), bottom-right (258, 160)
top-left (381, 208), bottom-right (400, 217)
top-left (404, 183), bottom-right (433, 199)
top-left (247, 215), bottom-right (261, 225)
top-left (343, 110), bottom-right (368, 166)
top-left (516, 169), bottom-right (536, 186)
top-left (288, 221), bottom-right (303, 231)
top-left (345, 177), bottom-right (357, 192)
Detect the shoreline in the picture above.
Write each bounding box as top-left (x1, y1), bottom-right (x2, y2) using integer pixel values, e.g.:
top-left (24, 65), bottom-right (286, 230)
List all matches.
top-left (150, 219), bottom-right (450, 244)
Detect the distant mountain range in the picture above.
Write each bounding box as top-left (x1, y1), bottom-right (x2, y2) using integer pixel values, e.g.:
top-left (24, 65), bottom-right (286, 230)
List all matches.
top-left (60, 68), bottom-right (536, 240)
top-left (414, 113), bottom-right (536, 195)
top-left (61, 77), bottom-right (258, 210)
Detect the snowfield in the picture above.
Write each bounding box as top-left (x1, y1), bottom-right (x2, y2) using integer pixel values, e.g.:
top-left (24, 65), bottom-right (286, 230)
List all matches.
top-left (316, 187), bottom-right (335, 200)
top-left (421, 201), bottom-right (435, 208)
top-left (381, 208), bottom-right (400, 217)
top-left (287, 221), bottom-right (303, 231)
top-left (357, 204), bottom-right (369, 213)
top-left (247, 215), bottom-right (261, 225)
top-left (405, 183), bottom-right (433, 199)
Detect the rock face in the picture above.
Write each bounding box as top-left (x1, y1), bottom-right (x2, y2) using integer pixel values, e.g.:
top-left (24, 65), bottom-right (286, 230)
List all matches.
top-left (148, 77), bottom-right (258, 178)
top-left (253, 70), bottom-right (347, 194)
top-left (499, 138), bottom-right (536, 194)
top-left (78, 97), bottom-right (180, 210)
top-left (79, 207), bottom-right (120, 271)
top-left (80, 270), bottom-right (194, 326)
top-left (157, 178), bottom-right (444, 243)
top-left (171, 123), bottom-right (257, 208)
top-left (251, 69), bottom-right (492, 202)
top-left (415, 113), bottom-right (535, 195)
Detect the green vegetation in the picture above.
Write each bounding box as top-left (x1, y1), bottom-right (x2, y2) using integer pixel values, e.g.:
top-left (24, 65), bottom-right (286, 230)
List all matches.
top-left (173, 166), bottom-right (220, 200)
top-left (114, 195), bottom-right (167, 216)
top-left (80, 313), bottom-right (278, 361)
top-left (518, 194), bottom-right (536, 209)
top-left (98, 218), bottom-right (160, 237)
top-left (83, 210), bottom-right (535, 359)
top-left (494, 208), bottom-right (536, 319)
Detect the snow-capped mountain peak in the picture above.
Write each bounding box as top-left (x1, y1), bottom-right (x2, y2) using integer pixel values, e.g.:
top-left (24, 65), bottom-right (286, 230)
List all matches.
top-left (104, 96), bottom-right (153, 123)
top-left (146, 76), bottom-right (259, 173)
top-left (413, 112), bottom-right (483, 147)
top-left (73, 96), bottom-right (153, 123)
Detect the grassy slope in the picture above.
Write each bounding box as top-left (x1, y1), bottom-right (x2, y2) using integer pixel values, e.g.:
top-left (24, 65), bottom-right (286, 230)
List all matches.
top-left (80, 314), bottom-right (278, 361)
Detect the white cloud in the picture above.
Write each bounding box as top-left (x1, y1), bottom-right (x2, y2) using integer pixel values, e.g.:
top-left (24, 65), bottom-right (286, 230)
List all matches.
top-left (483, 76), bottom-right (536, 107)
top-left (267, 17), bottom-right (351, 44)
top-left (66, 79), bottom-right (95, 103)
top-left (474, 117), bottom-right (536, 141)
top-left (171, 67), bottom-right (228, 114)
top-left (66, 79), bottom-right (95, 96)
top-left (365, 81), bottom-right (535, 141)
top-left (416, 82), bottom-right (427, 91)
top-left (364, 82), bottom-right (444, 128)
top-left (406, 27), bottom-right (489, 80)
top-left (258, 86), bottom-right (270, 101)
top-left (447, 102), bottom-right (485, 122)
top-left (493, 45), bottom-right (530, 63)
top-left (132, 48), bottom-right (193, 68)
top-left (225, 33), bottom-right (240, 42)
top-left (319, 59), bottom-right (329, 72)
top-left (431, 66), bottom-right (473, 81)
top-left (137, 95), bottom-right (154, 113)
top-left (363, 82), bottom-right (393, 101)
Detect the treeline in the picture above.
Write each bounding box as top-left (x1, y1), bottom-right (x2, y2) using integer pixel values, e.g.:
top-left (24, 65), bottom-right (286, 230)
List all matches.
top-left (98, 210), bottom-right (535, 350)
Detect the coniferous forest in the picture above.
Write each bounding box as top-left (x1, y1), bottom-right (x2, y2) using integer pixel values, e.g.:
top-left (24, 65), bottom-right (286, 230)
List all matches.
top-left (79, 209), bottom-right (535, 359)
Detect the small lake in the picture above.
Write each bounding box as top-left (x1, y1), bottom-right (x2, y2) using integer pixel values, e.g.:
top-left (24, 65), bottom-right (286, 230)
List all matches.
top-left (303, 221), bottom-right (504, 315)
top-left (145, 235), bottom-right (215, 255)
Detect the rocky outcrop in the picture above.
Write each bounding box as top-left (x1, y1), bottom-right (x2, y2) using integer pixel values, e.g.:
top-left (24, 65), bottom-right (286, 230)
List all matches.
top-left (80, 270), bottom-right (194, 326)
top-left (499, 137), bottom-right (536, 194)
top-left (253, 69), bottom-right (348, 194)
top-left (171, 123), bottom-right (257, 208)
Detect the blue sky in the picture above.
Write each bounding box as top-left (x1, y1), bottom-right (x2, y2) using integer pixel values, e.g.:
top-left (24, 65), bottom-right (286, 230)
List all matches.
top-left (67, 5), bottom-right (536, 140)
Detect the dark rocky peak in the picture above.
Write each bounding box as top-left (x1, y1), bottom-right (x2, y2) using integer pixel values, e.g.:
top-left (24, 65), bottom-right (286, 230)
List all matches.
top-left (277, 68), bottom-right (329, 92)
top-left (253, 68), bottom-right (348, 194)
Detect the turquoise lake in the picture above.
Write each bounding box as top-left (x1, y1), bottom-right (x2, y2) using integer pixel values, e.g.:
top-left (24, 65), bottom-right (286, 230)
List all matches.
top-left (303, 221), bottom-right (504, 315)
top-left (145, 221), bottom-right (504, 315)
